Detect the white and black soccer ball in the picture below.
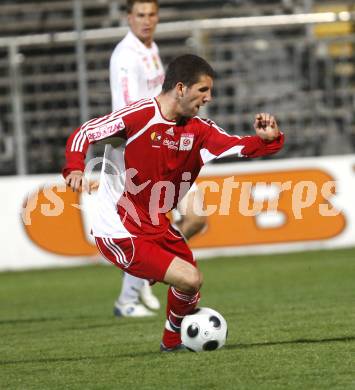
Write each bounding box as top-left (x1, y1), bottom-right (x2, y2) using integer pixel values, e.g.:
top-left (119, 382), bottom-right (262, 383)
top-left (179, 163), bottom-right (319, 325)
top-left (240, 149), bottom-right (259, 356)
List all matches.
top-left (181, 307), bottom-right (228, 352)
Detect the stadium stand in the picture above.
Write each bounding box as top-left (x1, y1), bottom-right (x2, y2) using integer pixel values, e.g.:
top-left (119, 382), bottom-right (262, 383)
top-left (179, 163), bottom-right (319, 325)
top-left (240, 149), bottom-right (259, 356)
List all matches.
top-left (0, 1), bottom-right (354, 174)
top-left (0, 0), bottom-right (306, 37)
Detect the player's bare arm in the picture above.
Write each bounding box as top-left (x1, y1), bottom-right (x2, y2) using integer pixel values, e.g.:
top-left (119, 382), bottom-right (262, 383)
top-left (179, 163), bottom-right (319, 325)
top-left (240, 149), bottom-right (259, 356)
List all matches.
top-left (254, 112), bottom-right (280, 141)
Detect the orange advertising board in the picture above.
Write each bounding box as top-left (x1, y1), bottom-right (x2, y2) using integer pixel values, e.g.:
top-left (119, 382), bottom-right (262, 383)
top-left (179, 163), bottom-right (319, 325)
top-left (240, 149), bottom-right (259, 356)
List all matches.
top-left (191, 169), bottom-right (345, 248)
top-left (22, 168), bottom-right (345, 256)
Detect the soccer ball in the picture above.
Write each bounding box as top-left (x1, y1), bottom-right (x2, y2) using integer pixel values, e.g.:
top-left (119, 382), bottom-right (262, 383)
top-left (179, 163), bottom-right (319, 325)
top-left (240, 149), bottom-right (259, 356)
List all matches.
top-left (181, 307), bottom-right (228, 352)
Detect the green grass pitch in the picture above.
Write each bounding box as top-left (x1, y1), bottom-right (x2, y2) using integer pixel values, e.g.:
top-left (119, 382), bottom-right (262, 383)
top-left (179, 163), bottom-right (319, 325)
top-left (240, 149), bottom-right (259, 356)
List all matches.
top-left (1, 248), bottom-right (354, 389)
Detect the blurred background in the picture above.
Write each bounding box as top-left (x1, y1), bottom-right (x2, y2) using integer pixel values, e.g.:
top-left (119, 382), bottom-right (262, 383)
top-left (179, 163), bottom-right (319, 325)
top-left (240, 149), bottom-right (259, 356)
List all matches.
top-left (0, 0), bottom-right (354, 175)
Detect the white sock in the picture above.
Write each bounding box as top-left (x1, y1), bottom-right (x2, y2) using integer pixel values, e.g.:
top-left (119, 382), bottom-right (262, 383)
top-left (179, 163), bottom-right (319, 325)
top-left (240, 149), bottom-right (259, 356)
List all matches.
top-left (117, 273), bottom-right (145, 305)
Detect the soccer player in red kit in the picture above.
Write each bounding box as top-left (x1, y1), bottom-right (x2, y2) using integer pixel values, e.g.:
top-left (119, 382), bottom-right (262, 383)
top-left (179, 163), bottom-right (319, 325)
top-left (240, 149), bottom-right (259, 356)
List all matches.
top-left (63, 54), bottom-right (284, 352)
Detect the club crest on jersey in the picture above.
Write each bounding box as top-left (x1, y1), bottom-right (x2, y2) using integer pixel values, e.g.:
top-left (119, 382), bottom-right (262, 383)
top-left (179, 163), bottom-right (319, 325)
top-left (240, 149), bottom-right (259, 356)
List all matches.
top-left (179, 133), bottom-right (194, 151)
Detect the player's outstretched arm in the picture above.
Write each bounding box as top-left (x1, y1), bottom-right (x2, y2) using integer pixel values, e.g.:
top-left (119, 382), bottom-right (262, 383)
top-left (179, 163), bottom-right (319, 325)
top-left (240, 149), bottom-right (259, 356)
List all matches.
top-left (197, 114), bottom-right (284, 164)
top-left (253, 113), bottom-right (280, 141)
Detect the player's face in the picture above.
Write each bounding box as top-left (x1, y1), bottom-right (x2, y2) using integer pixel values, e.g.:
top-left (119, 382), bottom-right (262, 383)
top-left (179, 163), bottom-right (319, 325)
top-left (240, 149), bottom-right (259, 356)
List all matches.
top-left (180, 75), bottom-right (213, 117)
top-left (128, 2), bottom-right (159, 47)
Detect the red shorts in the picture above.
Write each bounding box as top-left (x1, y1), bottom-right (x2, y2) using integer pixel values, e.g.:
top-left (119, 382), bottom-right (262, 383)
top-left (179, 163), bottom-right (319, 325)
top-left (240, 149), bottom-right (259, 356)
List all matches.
top-left (95, 226), bottom-right (196, 282)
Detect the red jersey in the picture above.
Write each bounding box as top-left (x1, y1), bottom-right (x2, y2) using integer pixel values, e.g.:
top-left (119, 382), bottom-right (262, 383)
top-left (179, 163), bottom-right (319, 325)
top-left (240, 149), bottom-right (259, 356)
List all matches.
top-left (63, 98), bottom-right (284, 239)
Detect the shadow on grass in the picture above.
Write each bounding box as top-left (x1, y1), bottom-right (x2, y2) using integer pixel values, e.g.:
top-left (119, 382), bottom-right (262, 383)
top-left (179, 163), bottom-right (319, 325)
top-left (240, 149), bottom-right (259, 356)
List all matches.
top-left (0, 315), bottom-right (157, 327)
top-left (0, 315), bottom-right (159, 337)
top-left (226, 335), bottom-right (355, 350)
top-left (0, 317), bottom-right (65, 325)
top-left (0, 350), bottom-right (158, 366)
top-left (1, 335), bottom-right (354, 366)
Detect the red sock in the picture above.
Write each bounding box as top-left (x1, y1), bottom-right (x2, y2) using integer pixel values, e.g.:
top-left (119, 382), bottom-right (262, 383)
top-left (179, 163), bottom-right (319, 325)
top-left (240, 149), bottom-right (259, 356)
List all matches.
top-left (162, 287), bottom-right (200, 348)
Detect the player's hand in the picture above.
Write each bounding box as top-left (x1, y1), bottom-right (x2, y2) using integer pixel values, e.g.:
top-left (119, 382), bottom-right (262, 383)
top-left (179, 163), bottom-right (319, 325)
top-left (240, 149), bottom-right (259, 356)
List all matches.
top-left (254, 113), bottom-right (280, 141)
top-left (65, 170), bottom-right (90, 193)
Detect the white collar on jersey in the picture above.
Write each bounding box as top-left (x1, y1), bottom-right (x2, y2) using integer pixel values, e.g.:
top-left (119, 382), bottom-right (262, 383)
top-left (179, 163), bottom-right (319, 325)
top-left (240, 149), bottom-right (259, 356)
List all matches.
top-left (126, 30), bottom-right (158, 53)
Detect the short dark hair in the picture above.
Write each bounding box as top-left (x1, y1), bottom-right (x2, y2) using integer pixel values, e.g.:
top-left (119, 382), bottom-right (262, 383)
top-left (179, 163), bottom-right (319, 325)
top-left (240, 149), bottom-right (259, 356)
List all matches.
top-left (126, 0), bottom-right (159, 13)
top-left (162, 54), bottom-right (216, 93)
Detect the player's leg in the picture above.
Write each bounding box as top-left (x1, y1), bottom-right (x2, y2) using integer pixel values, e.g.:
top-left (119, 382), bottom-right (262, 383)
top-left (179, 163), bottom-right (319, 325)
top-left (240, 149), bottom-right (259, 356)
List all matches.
top-left (175, 184), bottom-right (207, 240)
top-left (114, 273), bottom-right (156, 317)
top-left (157, 227), bottom-right (204, 350)
top-left (158, 186), bottom-right (206, 349)
top-left (163, 257), bottom-right (202, 293)
top-left (160, 256), bottom-right (203, 350)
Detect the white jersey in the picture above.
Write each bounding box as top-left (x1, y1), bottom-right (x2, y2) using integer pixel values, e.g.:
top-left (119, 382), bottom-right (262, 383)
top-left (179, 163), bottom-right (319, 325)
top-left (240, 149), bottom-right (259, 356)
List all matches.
top-left (110, 31), bottom-right (165, 111)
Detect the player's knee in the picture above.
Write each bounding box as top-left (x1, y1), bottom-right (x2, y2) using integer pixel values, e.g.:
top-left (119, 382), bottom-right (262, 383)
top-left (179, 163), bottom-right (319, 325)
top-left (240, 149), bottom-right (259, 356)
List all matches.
top-left (182, 268), bottom-right (203, 294)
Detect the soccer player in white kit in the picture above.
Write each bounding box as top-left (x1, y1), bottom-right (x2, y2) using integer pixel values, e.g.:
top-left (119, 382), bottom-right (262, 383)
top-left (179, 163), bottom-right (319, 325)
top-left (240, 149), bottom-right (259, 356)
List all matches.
top-left (109, 0), bottom-right (206, 317)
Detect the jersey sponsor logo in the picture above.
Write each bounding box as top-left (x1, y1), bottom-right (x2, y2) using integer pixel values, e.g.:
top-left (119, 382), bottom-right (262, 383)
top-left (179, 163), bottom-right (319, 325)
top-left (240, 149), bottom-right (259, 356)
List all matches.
top-left (163, 138), bottom-right (179, 150)
top-left (179, 133), bottom-right (194, 151)
top-left (151, 131), bottom-right (162, 148)
top-left (165, 127), bottom-right (175, 137)
top-left (151, 131), bottom-right (162, 141)
top-left (87, 118), bottom-right (125, 141)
